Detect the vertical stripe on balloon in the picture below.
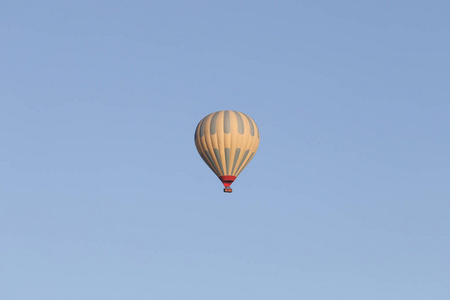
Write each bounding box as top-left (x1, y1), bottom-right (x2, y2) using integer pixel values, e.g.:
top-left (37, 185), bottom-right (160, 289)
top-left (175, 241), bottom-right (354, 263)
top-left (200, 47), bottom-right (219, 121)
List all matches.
top-left (225, 147), bottom-right (231, 174)
top-left (210, 112), bottom-right (220, 135)
top-left (200, 118), bottom-right (206, 137)
top-left (231, 148), bottom-right (241, 175)
top-left (234, 111), bottom-right (244, 134)
top-left (224, 111), bottom-right (231, 134)
top-left (200, 152), bottom-right (216, 175)
top-left (236, 149), bottom-right (249, 175)
top-left (204, 150), bottom-right (220, 176)
top-left (214, 148), bottom-right (224, 175)
top-left (244, 114), bottom-right (255, 136)
top-left (237, 152), bottom-right (255, 176)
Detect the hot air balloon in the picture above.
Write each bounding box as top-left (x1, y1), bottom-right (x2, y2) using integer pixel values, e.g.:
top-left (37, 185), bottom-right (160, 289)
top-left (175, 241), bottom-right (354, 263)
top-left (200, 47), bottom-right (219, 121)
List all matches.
top-left (194, 110), bottom-right (260, 193)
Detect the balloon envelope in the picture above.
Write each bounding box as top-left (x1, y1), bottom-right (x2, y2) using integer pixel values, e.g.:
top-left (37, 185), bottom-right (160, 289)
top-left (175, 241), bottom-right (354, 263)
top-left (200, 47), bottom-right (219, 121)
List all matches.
top-left (194, 110), bottom-right (260, 192)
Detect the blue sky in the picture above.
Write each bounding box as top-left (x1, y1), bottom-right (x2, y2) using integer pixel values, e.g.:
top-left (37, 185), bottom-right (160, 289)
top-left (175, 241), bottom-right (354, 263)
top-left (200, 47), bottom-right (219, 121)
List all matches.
top-left (1, 1), bottom-right (449, 299)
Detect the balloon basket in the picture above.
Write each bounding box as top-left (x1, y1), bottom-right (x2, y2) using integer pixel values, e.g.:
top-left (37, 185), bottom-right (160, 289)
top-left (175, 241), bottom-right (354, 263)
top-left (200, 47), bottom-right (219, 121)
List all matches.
top-left (224, 187), bottom-right (232, 193)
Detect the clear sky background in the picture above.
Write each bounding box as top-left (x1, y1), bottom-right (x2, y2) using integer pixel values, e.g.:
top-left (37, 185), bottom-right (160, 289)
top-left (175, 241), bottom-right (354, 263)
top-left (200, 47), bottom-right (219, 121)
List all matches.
top-left (1, 1), bottom-right (449, 299)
